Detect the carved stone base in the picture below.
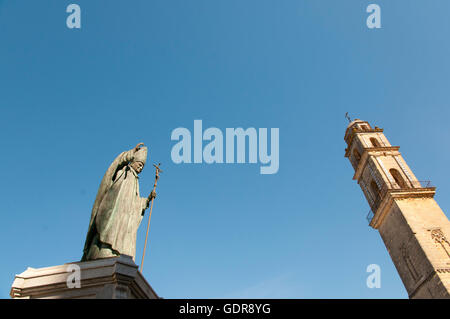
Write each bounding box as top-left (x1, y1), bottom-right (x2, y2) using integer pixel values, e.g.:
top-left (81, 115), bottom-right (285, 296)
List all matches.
top-left (10, 255), bottom-right (159, 299)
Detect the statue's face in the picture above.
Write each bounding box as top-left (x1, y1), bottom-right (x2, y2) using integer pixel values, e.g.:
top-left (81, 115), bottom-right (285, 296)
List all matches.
top-left (131, 161), bottom-right (144, 174)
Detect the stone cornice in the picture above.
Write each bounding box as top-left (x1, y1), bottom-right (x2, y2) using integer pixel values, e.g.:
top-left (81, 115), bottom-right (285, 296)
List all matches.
top-left (10, 255), bottom-right (159, 299)
top-left (369, 188), bottom-right (436, 229)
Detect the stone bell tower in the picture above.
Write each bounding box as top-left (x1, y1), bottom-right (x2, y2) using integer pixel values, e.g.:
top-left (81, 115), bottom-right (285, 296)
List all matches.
top-left (344, 119), bottom-right (450, 298)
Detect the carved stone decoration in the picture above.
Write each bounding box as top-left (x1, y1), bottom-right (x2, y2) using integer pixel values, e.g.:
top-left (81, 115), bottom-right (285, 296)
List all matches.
top-left (430, 229), bottom-right (450, 258)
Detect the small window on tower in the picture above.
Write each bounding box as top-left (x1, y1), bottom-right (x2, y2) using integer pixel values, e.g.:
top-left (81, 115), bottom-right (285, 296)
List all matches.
top-left (361, 125), bottom-right (370, 131)
top-left (370, 137), bottom-right (381, 147)
top-left (390, 169), bottom-right (408, 189)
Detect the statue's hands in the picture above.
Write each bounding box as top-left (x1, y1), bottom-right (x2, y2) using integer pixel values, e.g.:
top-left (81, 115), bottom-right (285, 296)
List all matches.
top-left (134, 142), bottom-right (145, 153)
top-left (148, 190), bottom-right (157, 201)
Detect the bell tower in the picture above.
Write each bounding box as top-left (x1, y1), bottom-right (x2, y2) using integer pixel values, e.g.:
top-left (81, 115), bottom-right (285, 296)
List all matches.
top-left (344, 119), bottom-right (450, 298)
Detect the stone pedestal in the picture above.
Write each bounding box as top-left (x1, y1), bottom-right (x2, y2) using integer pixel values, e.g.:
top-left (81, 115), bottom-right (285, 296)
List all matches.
top-left (10, 255), bottom-right (159, 299)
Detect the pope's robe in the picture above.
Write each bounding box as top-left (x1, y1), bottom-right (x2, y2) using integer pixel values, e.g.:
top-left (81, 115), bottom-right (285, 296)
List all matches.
top-left (82, 150), bottom-right (149, 261)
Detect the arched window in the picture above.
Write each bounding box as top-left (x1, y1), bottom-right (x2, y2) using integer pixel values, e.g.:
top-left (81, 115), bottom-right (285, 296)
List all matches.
top-left (390, 168), bottom-right (408, 188)
top-left (370, 180), bottom-right (381, 203)
top-left (353, 148), bottom-right (361, 164)
top-left (370, 137), bottom-right (381, 147)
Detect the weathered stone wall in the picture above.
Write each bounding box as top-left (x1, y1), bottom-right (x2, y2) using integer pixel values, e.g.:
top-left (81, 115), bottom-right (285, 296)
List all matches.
top-left (379, 198), bottom-right (450, 298)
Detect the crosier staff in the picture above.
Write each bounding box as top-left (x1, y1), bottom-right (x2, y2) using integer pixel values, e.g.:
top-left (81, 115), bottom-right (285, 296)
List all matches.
top-left (140, 163), bottom-right (162, 272)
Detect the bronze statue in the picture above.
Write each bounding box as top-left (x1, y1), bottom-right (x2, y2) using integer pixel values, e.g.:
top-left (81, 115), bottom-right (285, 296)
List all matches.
top-left (81, 143), bottom-right (156, 261)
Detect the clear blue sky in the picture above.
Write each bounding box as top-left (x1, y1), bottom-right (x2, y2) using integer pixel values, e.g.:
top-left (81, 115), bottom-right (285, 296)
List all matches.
top-left (1, 0), bottom-right (449, 298)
